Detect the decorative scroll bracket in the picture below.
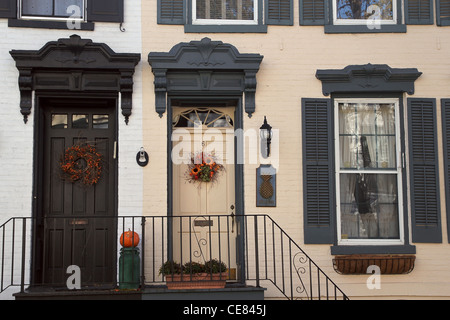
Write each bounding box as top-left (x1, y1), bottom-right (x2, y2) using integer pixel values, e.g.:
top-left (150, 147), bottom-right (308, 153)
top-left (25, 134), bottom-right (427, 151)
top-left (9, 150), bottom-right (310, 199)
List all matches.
top-left (10, 34), bottom-right (141, 124)
top-left (148, 37), bottom-right (263, 118)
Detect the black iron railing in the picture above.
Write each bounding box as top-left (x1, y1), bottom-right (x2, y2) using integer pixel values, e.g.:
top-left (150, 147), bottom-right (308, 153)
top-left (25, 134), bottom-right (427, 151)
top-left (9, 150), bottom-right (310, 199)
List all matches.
top-left (0, 215), bottom-right (348, 300)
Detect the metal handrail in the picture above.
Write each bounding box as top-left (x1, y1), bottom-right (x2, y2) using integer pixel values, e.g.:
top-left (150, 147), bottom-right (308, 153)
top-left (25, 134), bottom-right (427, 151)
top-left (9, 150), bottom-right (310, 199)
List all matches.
top-left (0, 215), bottom-right (348, 300)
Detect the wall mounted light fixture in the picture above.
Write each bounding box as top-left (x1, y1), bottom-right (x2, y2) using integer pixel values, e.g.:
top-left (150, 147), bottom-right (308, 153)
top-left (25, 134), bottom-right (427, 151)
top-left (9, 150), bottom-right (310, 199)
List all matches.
top-left (136, 147), bottom-right (149, 167)
top-left (260, 116), bottom-right (272, 158)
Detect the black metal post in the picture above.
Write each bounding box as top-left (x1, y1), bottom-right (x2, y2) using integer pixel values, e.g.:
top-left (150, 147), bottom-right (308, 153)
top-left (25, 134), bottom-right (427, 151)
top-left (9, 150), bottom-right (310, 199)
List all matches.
top-left (254, 216), bottom-right (260, 287)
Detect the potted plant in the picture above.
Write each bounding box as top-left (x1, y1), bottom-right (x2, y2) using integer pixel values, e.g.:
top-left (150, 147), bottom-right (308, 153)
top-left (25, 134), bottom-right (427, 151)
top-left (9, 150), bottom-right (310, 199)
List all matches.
top-left (159, 259), bottom-right (228, 289)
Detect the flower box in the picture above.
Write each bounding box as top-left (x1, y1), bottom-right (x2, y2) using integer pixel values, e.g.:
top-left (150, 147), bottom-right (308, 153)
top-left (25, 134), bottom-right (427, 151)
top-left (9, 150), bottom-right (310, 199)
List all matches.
top-left (165, 272), bottom-right (228, 290)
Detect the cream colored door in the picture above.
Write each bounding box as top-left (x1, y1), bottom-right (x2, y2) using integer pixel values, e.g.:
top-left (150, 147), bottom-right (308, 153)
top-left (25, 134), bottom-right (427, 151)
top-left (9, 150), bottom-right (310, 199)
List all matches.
top-left (172, 107), bottom-right (236, 279)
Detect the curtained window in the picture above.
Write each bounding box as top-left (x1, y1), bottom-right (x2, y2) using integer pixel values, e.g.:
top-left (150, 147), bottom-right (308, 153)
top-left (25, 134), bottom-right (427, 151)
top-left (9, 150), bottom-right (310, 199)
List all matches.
top-left (336, 99), bottom-right (403, 244)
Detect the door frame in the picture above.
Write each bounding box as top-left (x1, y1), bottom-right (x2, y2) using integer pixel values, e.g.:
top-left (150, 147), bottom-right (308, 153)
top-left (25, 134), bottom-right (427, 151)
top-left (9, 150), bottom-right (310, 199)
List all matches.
top-left (31, 92), bottom-right (119, 287)
top-left (167, 95), bottom-right (246, 284)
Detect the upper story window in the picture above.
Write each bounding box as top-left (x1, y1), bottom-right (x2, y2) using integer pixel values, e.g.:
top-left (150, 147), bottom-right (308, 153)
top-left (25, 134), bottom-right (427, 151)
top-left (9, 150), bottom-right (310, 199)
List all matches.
top-left (0, 0), bottom-right (124, 30)
top-left (157, 0), bottom-right (294, 33)
top-left (193, 0), bottom-right (257, 25)
top-left (21, 0), bottom-right (84, 21)
top-left (333, 0), bottom-right (397, 27)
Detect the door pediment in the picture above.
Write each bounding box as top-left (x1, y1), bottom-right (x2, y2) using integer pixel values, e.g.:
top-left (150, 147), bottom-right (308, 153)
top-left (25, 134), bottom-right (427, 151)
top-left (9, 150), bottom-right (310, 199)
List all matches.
top-left (10, 34), bottom-right (141, 124)
top-left (148, 37), bottom-right (263, 118)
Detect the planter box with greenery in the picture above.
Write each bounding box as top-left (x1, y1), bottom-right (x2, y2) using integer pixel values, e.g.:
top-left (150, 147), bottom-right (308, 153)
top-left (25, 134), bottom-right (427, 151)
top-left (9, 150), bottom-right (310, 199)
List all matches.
top-left (159, 259), bottom-right (228, 289)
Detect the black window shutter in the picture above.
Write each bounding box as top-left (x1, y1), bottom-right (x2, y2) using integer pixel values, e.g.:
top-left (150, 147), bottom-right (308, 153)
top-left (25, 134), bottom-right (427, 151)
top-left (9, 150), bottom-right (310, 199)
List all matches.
top-left (405, 0), bottom-right (434, 24)
top-left (87, 0), bottom-right (124, 23)
top-left (441, 99), bottom-right (450, 242)
top-left (0, 0), bottom-right (16, 18)
top-left (408, 98), bottom-right (442, 243)
top-left (437, 0), bottom-right (450, 26)
top-left (158, 0), bottom-right (185, 24)
top-left (266, 0), bottom-right (293, 25)
top-left (299, 0), bottom-right (326, 25)
top-left (302, 98), bottom-right (334, 244)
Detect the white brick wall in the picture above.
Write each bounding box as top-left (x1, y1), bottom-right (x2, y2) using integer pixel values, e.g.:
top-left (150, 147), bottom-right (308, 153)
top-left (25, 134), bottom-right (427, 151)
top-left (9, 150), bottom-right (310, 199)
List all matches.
top-left (0, 1), bottom-right (142, 299)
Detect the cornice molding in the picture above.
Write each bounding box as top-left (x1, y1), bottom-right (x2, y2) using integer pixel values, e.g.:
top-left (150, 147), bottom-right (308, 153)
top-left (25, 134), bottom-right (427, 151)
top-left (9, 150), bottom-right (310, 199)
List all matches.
top-left (148, 37), bottom-right (263, 117)
top-left (315, 63), bottom-right (422, 96)
top-left (10, 34), bottom-right (141, 124)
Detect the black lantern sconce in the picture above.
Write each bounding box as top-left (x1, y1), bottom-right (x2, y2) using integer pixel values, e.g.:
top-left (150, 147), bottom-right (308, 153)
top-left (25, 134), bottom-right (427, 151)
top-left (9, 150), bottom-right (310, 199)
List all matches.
top-left (259, 116), bottom-right (273, 158)
top-left (136, 147), bottom-right (149, 167)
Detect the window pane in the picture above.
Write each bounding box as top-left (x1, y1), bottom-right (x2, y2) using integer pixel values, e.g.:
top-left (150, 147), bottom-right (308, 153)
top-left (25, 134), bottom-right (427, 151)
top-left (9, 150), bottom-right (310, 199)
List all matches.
top-left (93, 115), bottom-right (109, 129)
top-left (51, 114), bottom-right (68, 129)
top-left (336, 0), bottom-right (394, 20)
top-left (340, 173), bottom-right (399, 239)
top-left (339, 102), bottom-right (396, 170)
top-left (22, 0), bottom-right (53, 16)
top-left (197, 0), bottom-right (254, 20)
top-left (72, 114), bottom-right (89, 129)
top-left (55, 0), bottom-right (83, 17)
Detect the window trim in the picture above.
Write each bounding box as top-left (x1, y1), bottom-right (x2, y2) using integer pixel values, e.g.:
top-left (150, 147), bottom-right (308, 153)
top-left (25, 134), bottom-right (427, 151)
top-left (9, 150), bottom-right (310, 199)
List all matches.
top-left (332, 0), bottom-right (397, 26)
top-left (325, 0), bottom-right (406, 33)
top-left (192, 0), bottom-right (259, 25)
top-left (334, 97), bottom-right (405, 247)
top-left (185, 0), bottom-right (267, 32)
top-left (19, 0), bottom-right (86, 22)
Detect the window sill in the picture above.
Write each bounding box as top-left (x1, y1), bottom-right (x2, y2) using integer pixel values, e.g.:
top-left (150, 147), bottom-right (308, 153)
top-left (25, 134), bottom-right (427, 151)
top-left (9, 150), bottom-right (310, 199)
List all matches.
top-left (8, 18), bottom-right (94, 31)
top-left (330, 244), bottom-right (416, 255)
top-left (324, 24), bottom-right (406, 33)
top-left (332, 254), bottom-right (416, 275)
top-left (184, 24), bottom-right (268, 33)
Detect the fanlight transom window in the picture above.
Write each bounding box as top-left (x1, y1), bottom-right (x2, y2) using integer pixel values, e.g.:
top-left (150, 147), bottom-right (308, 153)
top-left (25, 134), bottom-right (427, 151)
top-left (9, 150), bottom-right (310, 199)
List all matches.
top-left (172, 108), bottom-right (234, 128)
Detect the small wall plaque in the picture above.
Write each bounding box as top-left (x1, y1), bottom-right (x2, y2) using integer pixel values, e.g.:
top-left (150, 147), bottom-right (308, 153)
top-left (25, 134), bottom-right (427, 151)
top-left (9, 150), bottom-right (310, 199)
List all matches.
top-left (256, 165), bottom-right (276, 207)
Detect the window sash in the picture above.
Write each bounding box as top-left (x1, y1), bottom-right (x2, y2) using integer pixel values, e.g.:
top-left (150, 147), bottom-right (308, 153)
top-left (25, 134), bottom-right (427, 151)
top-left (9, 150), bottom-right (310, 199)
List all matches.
top-left (192, 0), bottom-right (258, 24)
top-left (20, 0), bottom-right (85, 21)
top-left (333, 0), bottom-right (397, 25)
top-left (334, 98), bottom-right (404, 246)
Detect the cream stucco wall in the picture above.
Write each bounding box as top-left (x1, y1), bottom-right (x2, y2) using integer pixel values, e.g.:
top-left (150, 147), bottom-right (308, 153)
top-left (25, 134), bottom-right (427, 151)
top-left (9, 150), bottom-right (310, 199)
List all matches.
top-left (141, 0), bottom-right (450, 299)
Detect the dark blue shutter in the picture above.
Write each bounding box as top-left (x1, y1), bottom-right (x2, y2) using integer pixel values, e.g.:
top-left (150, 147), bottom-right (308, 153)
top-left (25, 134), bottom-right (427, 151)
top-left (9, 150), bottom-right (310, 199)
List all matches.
top-left (437, 0), bottom-right (450, 26)
top-left (87, 0), bottom-right (124, 22)
top-left (441, 99), bottom-right (450, 243)
top-left (408, 98), bottom-right (442, 243)
top-left (0, 0), bottom-right (16, 18)
top-left (266, 0), bottom-right (293, 25)
top-left (302, 98), bottom-right (334, 244)
top-left (158, 0), bottom-right (185, 24)
top-left (405, 0), bottom-right (434, 24)
top-left (299, 0), bottom-right (326, 25)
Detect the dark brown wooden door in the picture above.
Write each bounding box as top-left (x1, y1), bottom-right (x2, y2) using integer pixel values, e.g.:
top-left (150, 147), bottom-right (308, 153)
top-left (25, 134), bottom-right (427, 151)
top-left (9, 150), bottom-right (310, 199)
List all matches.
top-left (40, 97), bottom-right (117, 288)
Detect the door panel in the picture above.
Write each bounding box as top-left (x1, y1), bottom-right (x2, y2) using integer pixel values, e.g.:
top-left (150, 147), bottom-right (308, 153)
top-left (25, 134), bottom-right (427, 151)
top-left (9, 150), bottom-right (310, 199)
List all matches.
top-left (39, 98), bottom-right (117, 287)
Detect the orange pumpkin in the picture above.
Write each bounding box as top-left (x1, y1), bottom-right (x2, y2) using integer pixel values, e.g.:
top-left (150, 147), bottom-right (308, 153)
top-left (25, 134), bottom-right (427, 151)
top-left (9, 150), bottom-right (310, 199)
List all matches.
top-left (120, 229), bottom-right (140, 247)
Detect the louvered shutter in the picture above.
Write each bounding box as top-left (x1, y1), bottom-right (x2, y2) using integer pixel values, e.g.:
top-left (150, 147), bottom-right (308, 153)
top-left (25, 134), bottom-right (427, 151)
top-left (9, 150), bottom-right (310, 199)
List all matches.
top-left (437, 0), bottom-right (450, 26)
top-left (158, 0), bottom-right (185, 24)
top-left (266, 0), bottom-right (293, 25)
top-left (87, 0), bottom-right (124, 22)
top-left (299, 0), bottom-right (326, 25)
top-left (302, 98), bottom-right (335, 244)
top-left (408, 98), bottom-right (442, 243)
top-left (0, 0), bottom-right (16, 18)
top-left (441, 99), bottom-right (450, 243)
top-left (405, 0), bottom-right (434, 24)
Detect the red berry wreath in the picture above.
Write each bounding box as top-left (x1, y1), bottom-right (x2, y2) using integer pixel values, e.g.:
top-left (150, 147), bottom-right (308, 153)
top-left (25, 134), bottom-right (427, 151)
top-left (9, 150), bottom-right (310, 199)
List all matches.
top-left (60, 143), bottom-right (103, 186)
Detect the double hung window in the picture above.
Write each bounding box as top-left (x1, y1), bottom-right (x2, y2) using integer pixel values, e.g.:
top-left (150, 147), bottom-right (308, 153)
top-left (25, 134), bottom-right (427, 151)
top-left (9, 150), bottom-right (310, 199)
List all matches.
top-left (21, 0), bottom-right (84, 20)
top-left (193, 0), bottom-right (257, 25)
top-left (335, 98), bottom-right (404, 245)
top-left (333, 0), bottom-right (396, 26)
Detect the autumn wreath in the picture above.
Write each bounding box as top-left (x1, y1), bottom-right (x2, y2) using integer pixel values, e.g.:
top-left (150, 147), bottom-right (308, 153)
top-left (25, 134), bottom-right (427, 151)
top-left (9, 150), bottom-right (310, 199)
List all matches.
top-left (60, 143), bottom-right (103, 186)
top-left (186, 152), bottom-right (223, 184)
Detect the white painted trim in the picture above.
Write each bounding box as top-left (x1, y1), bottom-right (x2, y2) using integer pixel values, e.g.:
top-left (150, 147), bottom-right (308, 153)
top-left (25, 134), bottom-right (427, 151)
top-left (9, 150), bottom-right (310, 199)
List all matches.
top-left (334, 98), bottom-right (404, 246)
